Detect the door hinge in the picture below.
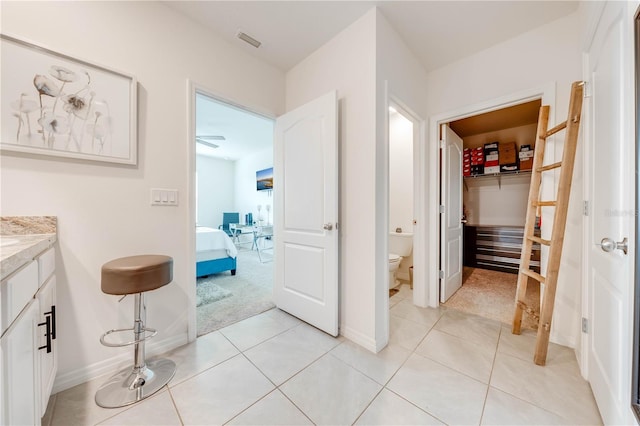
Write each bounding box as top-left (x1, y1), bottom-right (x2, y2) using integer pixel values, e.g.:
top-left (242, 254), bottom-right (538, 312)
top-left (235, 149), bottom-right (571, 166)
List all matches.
top-left (583, 200), bottom-right (589, 216)
top-left (439, 270), bottom-right (445, 279)
top-left (439, 139), bottom-right (445, 149)
top-left (439, 205), bottom-right (445, 214)
top-left (582, 317), bottom-right (588, 333)
top-left (583, 81), bottom-right (591, 98)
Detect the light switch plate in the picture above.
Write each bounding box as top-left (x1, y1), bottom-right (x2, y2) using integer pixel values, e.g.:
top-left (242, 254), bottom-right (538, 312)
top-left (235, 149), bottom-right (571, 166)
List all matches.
top-left (151, 188), bottom-right (178, 206)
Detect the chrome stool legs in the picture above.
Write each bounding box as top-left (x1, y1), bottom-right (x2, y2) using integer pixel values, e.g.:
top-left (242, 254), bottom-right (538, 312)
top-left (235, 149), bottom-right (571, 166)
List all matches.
top-left (95, 293), bottom-right (176, 408)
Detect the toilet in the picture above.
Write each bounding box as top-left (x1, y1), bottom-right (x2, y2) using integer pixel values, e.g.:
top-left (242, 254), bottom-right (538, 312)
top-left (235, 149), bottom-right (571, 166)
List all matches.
top-left (389, 232), bottom-right (413, 289)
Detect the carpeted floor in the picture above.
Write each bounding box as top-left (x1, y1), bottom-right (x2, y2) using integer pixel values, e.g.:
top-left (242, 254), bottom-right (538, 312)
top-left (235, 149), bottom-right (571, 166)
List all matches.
top-left (443, 267), bottom-right (540, 330)
top-left (196, 248), bottom-right (274, 336)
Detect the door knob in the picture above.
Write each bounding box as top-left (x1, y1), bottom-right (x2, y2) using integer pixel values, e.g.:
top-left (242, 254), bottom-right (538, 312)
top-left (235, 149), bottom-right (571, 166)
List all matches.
top-left (599, 237), bottom-right (628, 255)
top-left (323, 223), bottom-right (333, 230)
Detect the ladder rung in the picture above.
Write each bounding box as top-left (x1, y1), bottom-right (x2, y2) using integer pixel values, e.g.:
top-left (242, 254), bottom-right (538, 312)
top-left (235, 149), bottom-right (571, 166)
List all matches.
top-left (520, 268), bottom-right (546, 284)
top-left (536, 162), bottom-right (562, 172)
top-left (527, 235), bottom-right (550, 246)
top-left (544, 121), bottom-right (567, 138)
top-left (532, 201), bottom-right (557, 207)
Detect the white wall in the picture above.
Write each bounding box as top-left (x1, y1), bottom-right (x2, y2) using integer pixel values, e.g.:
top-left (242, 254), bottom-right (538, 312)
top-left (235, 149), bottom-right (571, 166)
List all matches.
top-left (196, 155), bottom-right (235, 228)
top-left (389, 112), bottom-right (414, 233)
top-left (375, 9), bottom-right (429, 345)
top-left (426, 11), bottom-right (582, 348)
top-left (463, 176), bottom-right (530, 226)
top-left (0, 1), bottom-right (285, 392)
top-left (235, 145), bottom-right (274, 226)
top-left (286, 8), bottom-right (378, 350)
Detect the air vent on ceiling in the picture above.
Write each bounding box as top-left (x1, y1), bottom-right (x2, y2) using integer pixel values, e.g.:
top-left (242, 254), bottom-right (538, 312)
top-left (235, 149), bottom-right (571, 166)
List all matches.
top-left (237, 31), bottom-right (261, 48)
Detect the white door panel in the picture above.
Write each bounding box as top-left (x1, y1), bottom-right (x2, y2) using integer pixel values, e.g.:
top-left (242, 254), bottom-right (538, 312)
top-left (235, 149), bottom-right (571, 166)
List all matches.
top-left (586, 2), bottom-right (634, 424)
top-left (440, 124), bottom-right (464, 302)
top-left (274, 91), bottom-right (339, 336)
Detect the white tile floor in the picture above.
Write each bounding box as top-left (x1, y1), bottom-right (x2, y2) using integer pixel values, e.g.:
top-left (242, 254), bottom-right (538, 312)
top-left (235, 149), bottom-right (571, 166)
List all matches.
top-left (43, 285), bottom-right (603, 425)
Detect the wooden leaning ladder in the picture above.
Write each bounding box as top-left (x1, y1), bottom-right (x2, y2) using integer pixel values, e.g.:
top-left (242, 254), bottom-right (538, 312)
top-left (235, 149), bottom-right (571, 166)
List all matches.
top-left (511, 81), bottom-right (585, 366)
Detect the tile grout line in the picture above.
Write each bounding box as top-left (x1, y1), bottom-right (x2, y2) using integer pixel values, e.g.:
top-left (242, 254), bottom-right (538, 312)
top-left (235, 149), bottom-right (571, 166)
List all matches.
top-left (165, 386), bottom-right (185, 426)
top-left (478, 322), bottom-right (503, 425)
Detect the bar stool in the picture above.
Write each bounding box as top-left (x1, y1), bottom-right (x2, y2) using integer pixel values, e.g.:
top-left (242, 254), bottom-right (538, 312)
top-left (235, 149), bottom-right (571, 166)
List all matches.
top-left (95, 255), bottom-right (176, 408)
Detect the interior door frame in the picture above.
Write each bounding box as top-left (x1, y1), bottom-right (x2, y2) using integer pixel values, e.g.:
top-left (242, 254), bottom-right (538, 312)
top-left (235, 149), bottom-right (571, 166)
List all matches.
top-left (186, 80), bottom-right (276, 342)
top-left (426, 84), bottom-right (555, 309)
top-left (382, 89), bottom-right (427, 337)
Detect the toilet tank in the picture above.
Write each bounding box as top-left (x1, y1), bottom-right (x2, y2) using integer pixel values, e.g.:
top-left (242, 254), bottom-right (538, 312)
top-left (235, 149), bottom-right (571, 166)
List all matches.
top-left (389, 232), bottom-right (413, 256)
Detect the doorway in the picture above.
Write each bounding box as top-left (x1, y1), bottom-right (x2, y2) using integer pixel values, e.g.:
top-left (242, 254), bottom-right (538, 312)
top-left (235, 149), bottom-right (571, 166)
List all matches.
top-left (440, 100), bottom-right (541, 329)
top-left (427, 85), bottom-right (555, 316)
top-left (194, 90), bottom-right (276, 337)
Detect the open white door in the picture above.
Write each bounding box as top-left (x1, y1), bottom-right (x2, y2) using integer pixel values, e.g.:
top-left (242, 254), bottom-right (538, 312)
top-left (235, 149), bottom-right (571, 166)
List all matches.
top-left (585, 2), bottom-right (635, 424)
top-left (274, 91), bottom-right (339, 336)
top-left (440, 124), bottom-right (464, 302)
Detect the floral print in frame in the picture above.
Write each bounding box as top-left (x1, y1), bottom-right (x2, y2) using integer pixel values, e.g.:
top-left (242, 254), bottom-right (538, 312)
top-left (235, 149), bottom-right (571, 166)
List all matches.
top-left (1, 34), bottom-right (137, 165)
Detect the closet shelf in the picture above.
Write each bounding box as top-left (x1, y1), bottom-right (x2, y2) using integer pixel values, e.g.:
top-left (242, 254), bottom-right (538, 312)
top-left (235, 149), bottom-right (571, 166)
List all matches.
top-left (463, 170), bottom-right (532, 190)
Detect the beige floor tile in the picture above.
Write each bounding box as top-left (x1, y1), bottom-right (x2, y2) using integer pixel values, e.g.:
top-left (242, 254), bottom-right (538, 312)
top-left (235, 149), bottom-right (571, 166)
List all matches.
top-left (97, 391), bottom-right (181, 425)
top-left (491, 352), bottom-right (602, 424)
top-left (161, 330), bottom-right (239, 387)
top-left (49, 374), bottom-right (130, 426)
top-left (244, 323), bottom-right (340, 385)
top-left (498, 325), bottom-right (578, 370)
top-left (355, 389), bottom-right (443, 425)
top-left (395, 283), bottom-right (413, 299)
top-left (42, 393), bottom-right (56, 426)
top-left (228, 390), bottom-right (312, 425)
top-left (481, 387), bottom-right (568, 425)
top-left (389, 293), bottom-right (404, 308)
top-left (330, 340), bottom-right (411, 385)
top-left (416, 328), bottom-right (496, 383)
top-left (387, 353), bottom-right (487, 425)
top-left (388, 315), bottom-right (430, 351)
top-left (390, 299), bottom-right (444, 328)
top-left (220, 309), bottom-right (301, 351)
top-left (280, 353), bottom-right (382, 425)
top-left (434, 308), bottom-right (502, 350)
top-left (263, 308), bottom-right (305, 327)
top-left (170, 354), bottom-right (274, 425)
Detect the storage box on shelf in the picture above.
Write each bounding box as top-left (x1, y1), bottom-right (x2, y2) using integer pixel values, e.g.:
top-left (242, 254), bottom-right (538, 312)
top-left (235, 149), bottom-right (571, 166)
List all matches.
top-left (519, 144), bottom-right (534, 171)
top-left (483, 142), bottom-right (499, 174)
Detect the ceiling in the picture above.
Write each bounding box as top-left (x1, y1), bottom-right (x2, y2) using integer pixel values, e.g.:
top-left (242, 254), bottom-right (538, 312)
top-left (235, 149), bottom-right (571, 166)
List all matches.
top-left (164, 1), bottom-right (579, 73)
top-left (184, 1), bottom-right (578, 160)
top-left (195, 93), bottom-right (273, 160)
top-left (449, 99), bottom-right (541, 137)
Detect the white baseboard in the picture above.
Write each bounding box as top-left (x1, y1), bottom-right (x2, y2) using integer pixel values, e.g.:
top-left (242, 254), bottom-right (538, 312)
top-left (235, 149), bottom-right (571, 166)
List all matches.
top-left (340, 325), bottom-right (379, 353)
top-left (52, 332), bottom-right (188, 394)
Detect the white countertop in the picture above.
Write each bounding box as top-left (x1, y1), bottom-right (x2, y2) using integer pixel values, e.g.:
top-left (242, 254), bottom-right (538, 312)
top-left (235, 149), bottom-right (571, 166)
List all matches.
top-left (0, 234), bottom-right (57, 280)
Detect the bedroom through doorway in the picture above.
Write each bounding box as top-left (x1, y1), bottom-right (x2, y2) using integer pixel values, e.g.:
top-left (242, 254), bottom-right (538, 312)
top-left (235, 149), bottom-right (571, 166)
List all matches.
top-left (194, 92), bottom-right (276, 336)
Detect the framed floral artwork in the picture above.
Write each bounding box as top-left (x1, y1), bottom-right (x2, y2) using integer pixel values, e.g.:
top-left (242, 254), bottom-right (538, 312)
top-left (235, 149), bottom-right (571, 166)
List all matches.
top-left (1, 34), bottom-right (137, 165)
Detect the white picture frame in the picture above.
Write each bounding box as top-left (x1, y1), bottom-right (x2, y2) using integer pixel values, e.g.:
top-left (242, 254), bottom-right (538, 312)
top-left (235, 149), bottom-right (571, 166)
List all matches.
top-left (1, 34), bottom-right (137, 165)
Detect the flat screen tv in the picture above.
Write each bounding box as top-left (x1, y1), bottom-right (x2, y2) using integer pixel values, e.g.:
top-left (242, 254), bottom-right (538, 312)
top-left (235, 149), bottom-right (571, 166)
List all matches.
top-left (256, 167), bottom-right (273, 191)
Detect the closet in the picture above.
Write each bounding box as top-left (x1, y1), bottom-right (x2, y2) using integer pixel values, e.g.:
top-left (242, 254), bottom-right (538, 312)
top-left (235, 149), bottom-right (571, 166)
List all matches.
top-left (450, 99), bottom-right (542, 276)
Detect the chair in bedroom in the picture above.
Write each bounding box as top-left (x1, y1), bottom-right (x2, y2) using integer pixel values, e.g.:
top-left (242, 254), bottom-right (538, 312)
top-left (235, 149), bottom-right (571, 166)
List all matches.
top-left (252, 224), bottom-right (274, 263)
top-left (218, 212), bottom-right (239, 237)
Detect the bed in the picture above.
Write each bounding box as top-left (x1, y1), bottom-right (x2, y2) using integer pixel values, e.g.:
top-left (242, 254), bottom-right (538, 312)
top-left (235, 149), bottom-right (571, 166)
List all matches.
top-left (196, 226), bottom-right (238, 277)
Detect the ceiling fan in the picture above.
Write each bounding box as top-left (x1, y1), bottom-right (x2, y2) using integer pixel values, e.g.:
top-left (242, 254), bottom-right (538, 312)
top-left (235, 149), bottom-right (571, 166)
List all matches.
top-left (195, 135), bottom-right (225, 149)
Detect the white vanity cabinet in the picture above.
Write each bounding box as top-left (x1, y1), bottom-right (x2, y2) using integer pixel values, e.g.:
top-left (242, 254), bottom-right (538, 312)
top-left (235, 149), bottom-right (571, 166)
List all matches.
top-left (0, 247), bottom-right (57, 426)
top-left (1, 297), bottom-right (40, 425)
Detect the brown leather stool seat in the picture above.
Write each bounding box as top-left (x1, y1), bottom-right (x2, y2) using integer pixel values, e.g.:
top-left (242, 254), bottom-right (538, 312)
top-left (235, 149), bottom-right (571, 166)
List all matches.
top-left (101, 255), bottom-right (173, 295)
top-left (95, 254), bottom-right (176, 409)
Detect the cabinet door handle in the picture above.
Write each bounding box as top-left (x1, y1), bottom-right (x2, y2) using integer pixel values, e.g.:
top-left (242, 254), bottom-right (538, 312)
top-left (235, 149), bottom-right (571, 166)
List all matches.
top-left (44, 305), bottom-right (56, 340)
top-left (38, 314), bottom-right (52, 353)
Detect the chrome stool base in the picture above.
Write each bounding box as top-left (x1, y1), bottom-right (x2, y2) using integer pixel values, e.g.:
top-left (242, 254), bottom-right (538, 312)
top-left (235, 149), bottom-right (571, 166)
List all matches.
top-left (95, 358), bottom-right (176, 408)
